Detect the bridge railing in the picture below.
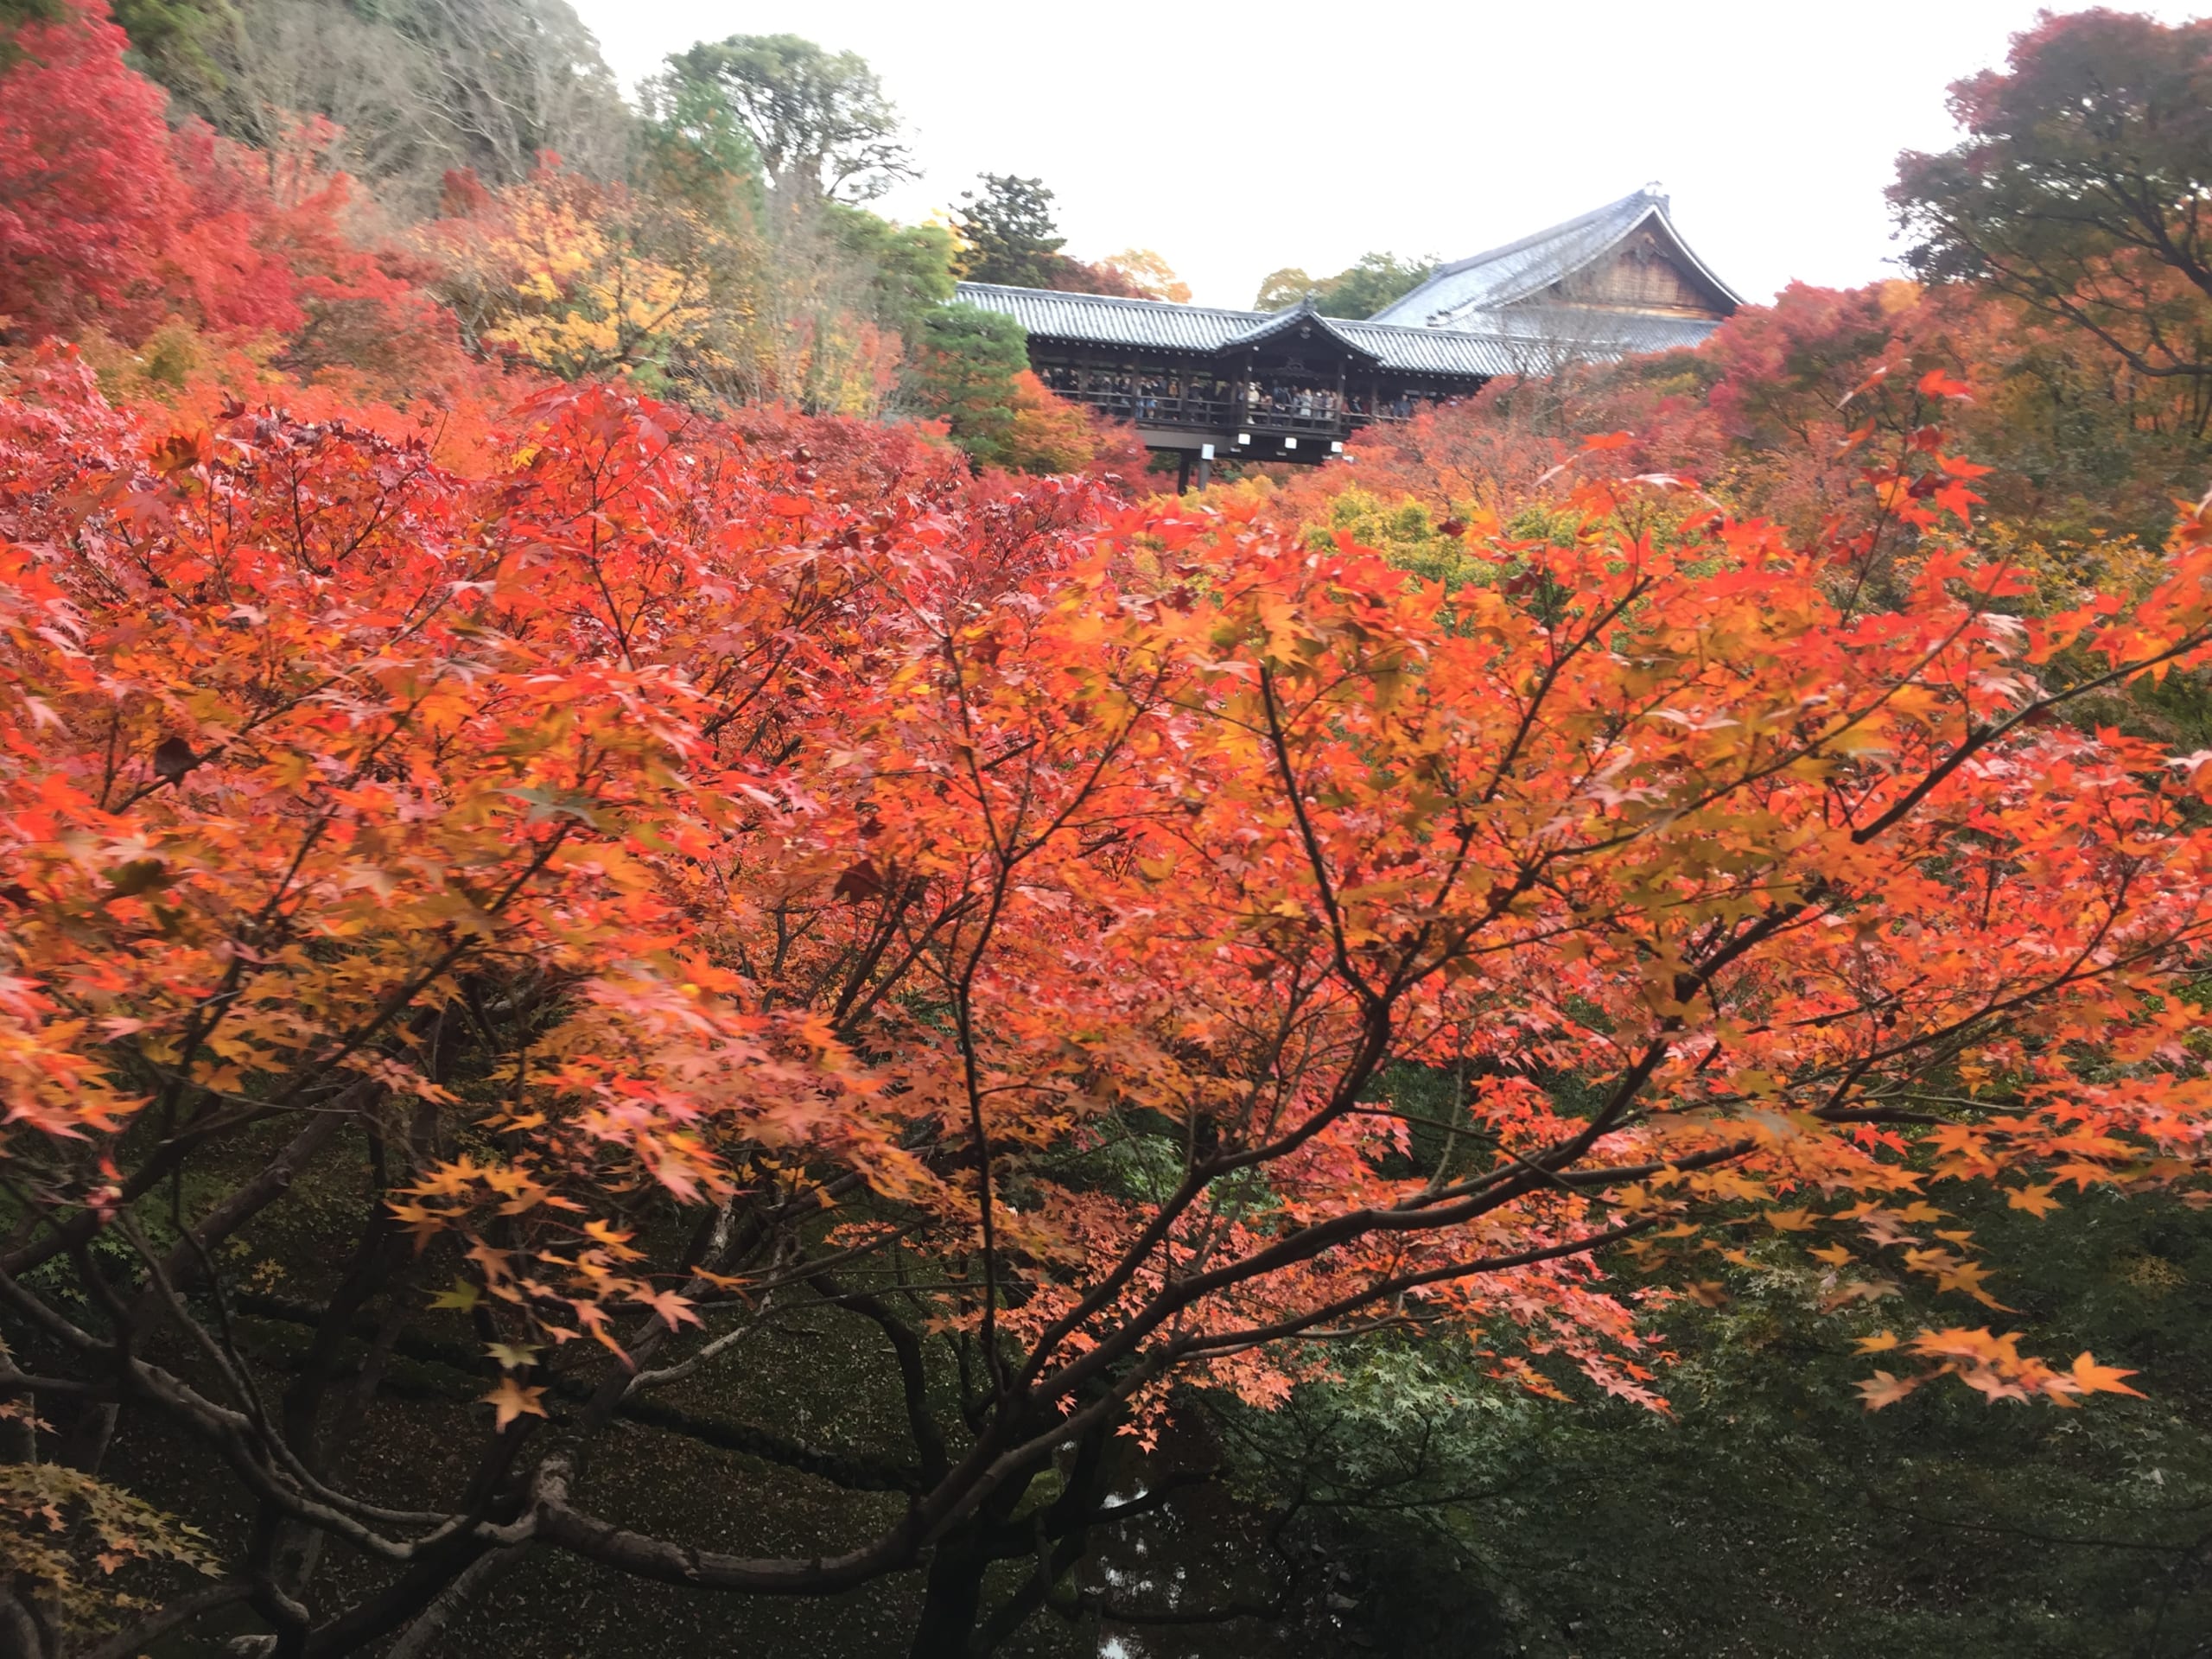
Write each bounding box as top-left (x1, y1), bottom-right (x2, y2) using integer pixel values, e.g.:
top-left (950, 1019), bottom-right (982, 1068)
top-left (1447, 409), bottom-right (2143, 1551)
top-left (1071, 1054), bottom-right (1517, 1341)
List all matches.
top-left (1071, 391), bottom-right (1240, 429)
top-left (1057, 390), bottom-right (1414, 436)
top-left (1048, 389), bottom-right (1415, 442)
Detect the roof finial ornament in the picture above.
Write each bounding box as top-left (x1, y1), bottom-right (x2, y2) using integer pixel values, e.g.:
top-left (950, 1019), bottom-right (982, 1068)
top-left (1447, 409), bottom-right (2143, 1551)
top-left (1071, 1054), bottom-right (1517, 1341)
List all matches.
top-left (1642, 181), bottom-right (1669, 208)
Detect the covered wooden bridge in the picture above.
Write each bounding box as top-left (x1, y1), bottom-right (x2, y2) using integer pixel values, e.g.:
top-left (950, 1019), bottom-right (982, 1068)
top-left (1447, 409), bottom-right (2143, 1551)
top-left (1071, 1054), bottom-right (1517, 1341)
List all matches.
top-left (953, 186), bottom-right (1742, 486)
top-left (950, 287), bottom-right (1515, 481)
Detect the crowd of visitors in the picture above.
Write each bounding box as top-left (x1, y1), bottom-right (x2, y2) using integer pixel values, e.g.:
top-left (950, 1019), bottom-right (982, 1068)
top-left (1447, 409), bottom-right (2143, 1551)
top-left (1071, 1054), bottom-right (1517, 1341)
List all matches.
top-left (1035, 365), bottom-right (1419, 425)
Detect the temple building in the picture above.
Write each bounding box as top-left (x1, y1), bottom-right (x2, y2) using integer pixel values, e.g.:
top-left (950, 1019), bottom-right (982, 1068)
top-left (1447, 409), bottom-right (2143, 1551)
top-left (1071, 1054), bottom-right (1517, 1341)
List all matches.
top-left (953, 186), bottom-right (1740, 485)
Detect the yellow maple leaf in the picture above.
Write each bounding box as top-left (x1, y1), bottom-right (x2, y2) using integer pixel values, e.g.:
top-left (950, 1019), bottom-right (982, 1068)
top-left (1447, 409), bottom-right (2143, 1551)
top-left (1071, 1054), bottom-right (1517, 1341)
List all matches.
top-left (583, 1218), bottom-right (645, 1261)
top-left (481, 1377), bottom-right (547, 1430)
top-left (1935, 1259), bottom-right (2014, 1310)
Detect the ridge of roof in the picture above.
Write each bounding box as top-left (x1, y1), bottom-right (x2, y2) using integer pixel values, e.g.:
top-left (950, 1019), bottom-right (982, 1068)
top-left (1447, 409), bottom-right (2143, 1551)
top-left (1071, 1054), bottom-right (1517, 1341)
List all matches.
top-left (1369, 186), bottom-right (1743, 327)
top-left (954, 281), bottom-right (1263, 327)
top-left (1427, 188), bottom-right (1663, 284)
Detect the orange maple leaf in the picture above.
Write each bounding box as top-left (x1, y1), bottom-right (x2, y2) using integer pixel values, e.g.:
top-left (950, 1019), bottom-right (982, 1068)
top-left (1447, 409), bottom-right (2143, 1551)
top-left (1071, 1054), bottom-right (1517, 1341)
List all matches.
top-left (480, 1378), bottom-right (546, 1431)
top-left (2066, 1352), bottom-right (2145, 1399)
top-left (1856, 1370), bottom-right (1920, 1410)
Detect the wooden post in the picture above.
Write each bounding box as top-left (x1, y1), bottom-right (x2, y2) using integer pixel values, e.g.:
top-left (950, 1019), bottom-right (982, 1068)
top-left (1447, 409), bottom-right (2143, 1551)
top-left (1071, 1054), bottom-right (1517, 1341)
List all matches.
top-left (1176, 451), bottom-right (1192, 494)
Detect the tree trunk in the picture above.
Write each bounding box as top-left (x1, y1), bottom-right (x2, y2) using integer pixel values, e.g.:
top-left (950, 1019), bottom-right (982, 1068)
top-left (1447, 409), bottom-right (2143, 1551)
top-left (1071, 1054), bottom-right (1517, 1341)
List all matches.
top-left (0, 1589), bottom-right (48, 1659)
top-left (906, 1535), bottom-right (989, 1658)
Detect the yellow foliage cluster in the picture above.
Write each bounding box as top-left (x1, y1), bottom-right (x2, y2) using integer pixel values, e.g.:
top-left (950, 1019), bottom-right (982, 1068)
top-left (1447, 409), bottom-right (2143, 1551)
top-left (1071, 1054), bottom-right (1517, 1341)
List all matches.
top-left (0, 1456), bottom-right (220, 1637)
top-left (1976, 518), bottom-right (2171, 613)
top-left (423, 173), bottom-right (744, 386)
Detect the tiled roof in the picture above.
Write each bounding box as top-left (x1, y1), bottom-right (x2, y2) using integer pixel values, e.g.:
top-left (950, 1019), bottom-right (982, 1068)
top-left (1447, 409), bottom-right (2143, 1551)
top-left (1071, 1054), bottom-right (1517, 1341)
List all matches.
top-left (1328, 318), bottom-right (1527, 377)
top-left (1368, 187), bottom-right (1742, 331)
top-left (953, 284), bottom-right (1265, 354)
top-left (954, 284), bottom-right (1531, 378)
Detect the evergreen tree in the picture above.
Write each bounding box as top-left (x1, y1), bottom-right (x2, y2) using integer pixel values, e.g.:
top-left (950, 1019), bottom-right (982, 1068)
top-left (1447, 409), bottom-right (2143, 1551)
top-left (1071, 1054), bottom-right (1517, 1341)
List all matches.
top-left (908, 300), bottom-right (1027, 464)
top-left (950, 173), bottom-right (1066, 289)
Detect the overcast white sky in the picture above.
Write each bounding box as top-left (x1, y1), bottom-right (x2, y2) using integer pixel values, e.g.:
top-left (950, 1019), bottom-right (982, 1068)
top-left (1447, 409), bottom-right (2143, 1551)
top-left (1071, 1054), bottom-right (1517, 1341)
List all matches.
top-left (569, 0), bottom-right (2202, 310)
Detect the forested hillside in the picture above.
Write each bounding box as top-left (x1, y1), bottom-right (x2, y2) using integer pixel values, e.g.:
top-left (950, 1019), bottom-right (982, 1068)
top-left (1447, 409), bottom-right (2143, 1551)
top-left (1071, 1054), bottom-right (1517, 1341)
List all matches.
top-left (0, 5), bottom-right (2209, 1657)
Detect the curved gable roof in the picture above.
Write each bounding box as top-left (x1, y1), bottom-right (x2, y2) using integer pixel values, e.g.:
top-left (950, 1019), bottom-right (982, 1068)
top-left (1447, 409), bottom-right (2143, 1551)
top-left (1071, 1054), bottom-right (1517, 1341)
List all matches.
top-left (1222, 299), bottom-right (1382, 364)
top-left (1369, 187), bottom-right (1743, 329)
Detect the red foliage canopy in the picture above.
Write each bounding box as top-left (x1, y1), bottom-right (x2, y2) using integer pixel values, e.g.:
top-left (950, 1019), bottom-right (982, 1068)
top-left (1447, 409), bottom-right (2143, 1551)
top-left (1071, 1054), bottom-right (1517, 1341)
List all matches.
top-left (0, 0), bottom-right (181, 342)
top-left (0, 0), bottom-right (461, 390)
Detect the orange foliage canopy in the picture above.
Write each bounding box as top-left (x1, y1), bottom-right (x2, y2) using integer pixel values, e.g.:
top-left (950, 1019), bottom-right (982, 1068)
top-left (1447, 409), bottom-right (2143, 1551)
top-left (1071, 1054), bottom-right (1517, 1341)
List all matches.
top-left (3, 363), bottom-right (2211, 1624)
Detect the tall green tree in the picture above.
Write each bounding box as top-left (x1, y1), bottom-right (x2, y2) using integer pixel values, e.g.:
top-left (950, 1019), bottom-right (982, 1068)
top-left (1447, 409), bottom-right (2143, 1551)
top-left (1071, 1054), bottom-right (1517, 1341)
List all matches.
top-left (950, 173), bottom-right (1066, 289)
top-left (637, 59), bottom-right (763, 215)
top-left (828, 202), bottom-right (955, 335)
top-left (652, 33), bottom-right (913, 202)
top-left (1255, 251), bottom-right (1436, 317)
top-left (948, 172), bottom-right (1146, 297)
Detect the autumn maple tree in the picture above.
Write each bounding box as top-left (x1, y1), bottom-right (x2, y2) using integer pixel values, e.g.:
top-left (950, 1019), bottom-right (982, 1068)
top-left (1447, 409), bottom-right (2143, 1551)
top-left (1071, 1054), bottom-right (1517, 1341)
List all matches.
top-left (1892, 10), bottom-right (2212, 400)
top-left (0, 333), bottom-right (2204, 1656)
top-left (0, 6), bottom-right (2208, 1651)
